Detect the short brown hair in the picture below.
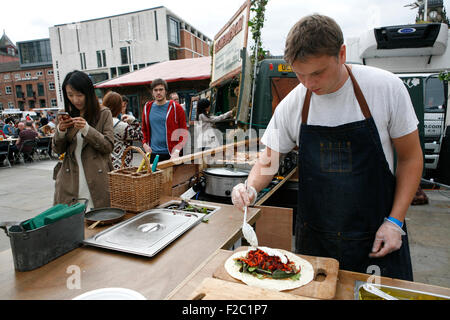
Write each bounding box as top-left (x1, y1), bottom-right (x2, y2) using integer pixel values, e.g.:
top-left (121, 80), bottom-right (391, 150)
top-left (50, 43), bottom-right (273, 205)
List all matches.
top-left (284, 14), bottom-right (343, 65)
top-left (151, 78), bottom-right (168, 91)
top-left (102, 91), bottom-right (123, 117)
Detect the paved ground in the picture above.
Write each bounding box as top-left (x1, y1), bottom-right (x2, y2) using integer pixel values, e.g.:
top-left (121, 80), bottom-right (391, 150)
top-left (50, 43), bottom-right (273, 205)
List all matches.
top-left (0, 158), bottom-right (449, 290)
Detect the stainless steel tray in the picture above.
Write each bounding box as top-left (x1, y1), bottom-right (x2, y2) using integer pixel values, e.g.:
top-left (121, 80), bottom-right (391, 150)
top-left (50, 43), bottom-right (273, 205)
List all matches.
top-left (354, 280), bottom-right (450, 300)
top-left (158, 200), bottom-right (221, 221)
top-left (83, 208), bottom-right (204, 257)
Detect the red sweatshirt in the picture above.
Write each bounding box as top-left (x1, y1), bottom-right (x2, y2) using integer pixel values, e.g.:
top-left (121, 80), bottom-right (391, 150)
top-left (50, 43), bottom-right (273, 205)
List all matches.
top-left (141, 100), bottom-right (188, 154)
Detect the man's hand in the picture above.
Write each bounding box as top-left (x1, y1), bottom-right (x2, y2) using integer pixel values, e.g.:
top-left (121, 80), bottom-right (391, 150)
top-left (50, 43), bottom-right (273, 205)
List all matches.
top-left (369, 219), bottom-right (405, 258)
top-left (170, 149), bottom-right (180, 159)
top-left (231, 183), bottom-right (257, 211)
top-left (143, 143), bottom-right (152, 154)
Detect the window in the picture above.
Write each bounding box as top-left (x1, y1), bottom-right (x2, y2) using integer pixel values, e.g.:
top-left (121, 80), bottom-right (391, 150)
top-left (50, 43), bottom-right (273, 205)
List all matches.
top-left (39, 99), bottom-right (46, 107)
top-left (169, 47), bottom-right (177, 60)
top-left (18, 39), bottom-right (52, 66)
top-left (0, 103), bottom-right (3, 110)
top-left (15, 85), bottom-right (23, 98)
top-left (80, 52), bottom-right (86, 70)
top-left (26, 84), bottom-right (34, 97)
top-left (5, 86), bottom-right (12, 94)
top-left (110, 67), bottom-right (117, 78)
top-left (15, 73), bottom-right (20, 79)
top-left (51, 99), bottom-right (57, 107)
top-left (29, 100), bottom-right (35, 108)
top-left (8, 102), bottom-right (14, 108)
top-left (49, 82), bottom-right (55, 90)
top-left (47, 70), bottom-right (54, 75)
top-left (25, 72), bottom-right (31, 78)
top-left (36, 71), bottom-right (43, 76)
top-left (425, 77), bottom-right (445, 109)
top-left (154, 11), bottom-right (159, 41)
top-left (37, 83), bottom-right (45, 96)
top-left (4, 74), bottom-right (10, 80)
top-left (118, 66), bottom-right (130, 75)
top-left (168, 17), bottom-right (180, 45)
top-left (96, 50), bottom-right (107, 68)
top-left (120, 47), bottom-right (130, 65)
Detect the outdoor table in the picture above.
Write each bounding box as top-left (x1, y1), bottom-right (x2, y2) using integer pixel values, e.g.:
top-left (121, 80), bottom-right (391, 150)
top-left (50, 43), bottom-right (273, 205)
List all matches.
top-left (0, 196), bottom-right (261, 300)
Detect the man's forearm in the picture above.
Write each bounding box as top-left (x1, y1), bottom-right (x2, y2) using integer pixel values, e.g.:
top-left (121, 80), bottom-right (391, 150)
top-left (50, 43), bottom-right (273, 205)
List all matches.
top-left (390, 156), bottom-right (423, 223)
top-left (247, 148), bottom-right (280, 193)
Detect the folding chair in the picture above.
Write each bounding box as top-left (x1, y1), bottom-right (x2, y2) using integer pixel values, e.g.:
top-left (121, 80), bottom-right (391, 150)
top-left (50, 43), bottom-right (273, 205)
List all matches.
top-left (17, 139), bottom-right (37, 163)
top-left (35, 137), bottom-right (52, 160)
top-left (0, 140), bottom-right (12, 168)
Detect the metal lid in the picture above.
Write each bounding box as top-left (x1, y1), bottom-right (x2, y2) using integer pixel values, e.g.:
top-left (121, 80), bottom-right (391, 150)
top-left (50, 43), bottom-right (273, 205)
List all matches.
top-left (203, 167), bottom-right (249, 177)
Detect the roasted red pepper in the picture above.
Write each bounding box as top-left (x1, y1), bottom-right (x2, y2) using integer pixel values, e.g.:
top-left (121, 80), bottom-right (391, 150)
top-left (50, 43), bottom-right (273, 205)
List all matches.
top-left (235, 249), bottom-right (300, 275)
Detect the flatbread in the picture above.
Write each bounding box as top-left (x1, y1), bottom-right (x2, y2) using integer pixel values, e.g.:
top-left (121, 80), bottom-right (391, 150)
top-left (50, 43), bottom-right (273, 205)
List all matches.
top-left (224, 248), bottom-right (314, 291)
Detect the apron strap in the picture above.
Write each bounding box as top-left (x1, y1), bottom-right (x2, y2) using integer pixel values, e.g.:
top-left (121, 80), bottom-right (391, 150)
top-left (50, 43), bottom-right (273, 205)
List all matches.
top-left (345, 64), bottom-right (372, 119)
top-left (301, 90), bottom-right (312, 124)
top-left (301, 64), bottom-right (372, 124)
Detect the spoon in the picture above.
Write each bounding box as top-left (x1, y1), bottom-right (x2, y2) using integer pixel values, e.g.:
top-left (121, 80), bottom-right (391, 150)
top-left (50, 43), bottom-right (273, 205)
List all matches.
top-left (242, 181), bottom-right (258, 247)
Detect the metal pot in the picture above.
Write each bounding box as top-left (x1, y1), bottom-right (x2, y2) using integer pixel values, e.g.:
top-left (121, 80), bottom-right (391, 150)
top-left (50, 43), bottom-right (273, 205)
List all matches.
top-left (203, 167), bottom-right (249, 197)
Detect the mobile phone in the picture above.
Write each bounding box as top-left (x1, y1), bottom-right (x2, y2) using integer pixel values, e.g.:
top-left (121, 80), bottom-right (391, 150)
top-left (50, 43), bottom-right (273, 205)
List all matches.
top-left (58, 111), bottom-right (70, 120)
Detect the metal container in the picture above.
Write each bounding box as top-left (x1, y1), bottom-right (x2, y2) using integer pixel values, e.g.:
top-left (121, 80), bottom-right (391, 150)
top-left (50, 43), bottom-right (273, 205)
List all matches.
top-left (354, 280), bottom-right (450, 300)
top-left (0, 211), bottom-right (85, 272)
top-left (158, 200), bottom-right (221, 221)
top-left (83, 208), bottom-right (204, 257)
top-left (203, 167), bottom-right (249, 197)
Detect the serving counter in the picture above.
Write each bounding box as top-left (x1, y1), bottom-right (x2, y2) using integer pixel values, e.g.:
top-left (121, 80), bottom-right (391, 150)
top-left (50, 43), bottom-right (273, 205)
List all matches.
top-left (0, 197), bottom-right (261, 300)
top-left (166, 248), bottom-right (450, 300)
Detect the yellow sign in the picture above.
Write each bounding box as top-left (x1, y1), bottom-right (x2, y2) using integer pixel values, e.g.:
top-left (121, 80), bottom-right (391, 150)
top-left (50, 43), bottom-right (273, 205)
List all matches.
top-left (278, 64), bottom-right (293, 73)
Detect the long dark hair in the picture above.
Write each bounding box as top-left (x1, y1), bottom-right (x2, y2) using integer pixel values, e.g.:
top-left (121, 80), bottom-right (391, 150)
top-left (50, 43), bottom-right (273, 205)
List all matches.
top-left (62, 70), bottom-right (101, 125)
top-left (196, 98), bottom-right (211, 120)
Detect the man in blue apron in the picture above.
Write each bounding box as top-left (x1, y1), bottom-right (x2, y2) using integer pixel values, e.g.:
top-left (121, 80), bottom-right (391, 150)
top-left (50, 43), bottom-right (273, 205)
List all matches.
top-left (231, 14), bottom-right (423, 281)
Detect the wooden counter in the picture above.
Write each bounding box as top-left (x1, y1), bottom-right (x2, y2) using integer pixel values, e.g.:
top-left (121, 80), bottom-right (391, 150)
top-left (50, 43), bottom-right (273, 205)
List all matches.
top-left (166, 249), bottom-right (450, 300)
top-left (0, 198), bottom-right (260, 300)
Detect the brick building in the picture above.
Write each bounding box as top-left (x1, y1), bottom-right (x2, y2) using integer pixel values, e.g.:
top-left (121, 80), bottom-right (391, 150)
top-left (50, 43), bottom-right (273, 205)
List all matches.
top-left (0, 38), bottom-right (56, 111)
top-left (176, 22), bottom-right (211, 59)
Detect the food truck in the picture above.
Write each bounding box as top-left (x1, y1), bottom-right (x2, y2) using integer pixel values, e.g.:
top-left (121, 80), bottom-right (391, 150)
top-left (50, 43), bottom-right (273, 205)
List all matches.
top-left (346, 22), bottom-right (450, 184)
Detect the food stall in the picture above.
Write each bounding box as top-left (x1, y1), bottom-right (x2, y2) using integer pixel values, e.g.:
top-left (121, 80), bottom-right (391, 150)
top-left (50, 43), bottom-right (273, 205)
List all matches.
top-left (1, 0), bottom-right (449, 303)
top-left (1, 137), bottom-right (449, 300)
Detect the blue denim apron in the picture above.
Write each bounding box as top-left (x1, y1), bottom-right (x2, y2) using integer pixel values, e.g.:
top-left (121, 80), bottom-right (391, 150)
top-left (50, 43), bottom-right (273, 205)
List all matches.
top-left (296, 65), bottom-right (413, 281)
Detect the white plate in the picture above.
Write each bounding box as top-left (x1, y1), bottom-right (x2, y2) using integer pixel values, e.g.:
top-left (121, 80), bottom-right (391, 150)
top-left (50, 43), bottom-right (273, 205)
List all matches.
top-left (72, 288), bottom-right (146, 300)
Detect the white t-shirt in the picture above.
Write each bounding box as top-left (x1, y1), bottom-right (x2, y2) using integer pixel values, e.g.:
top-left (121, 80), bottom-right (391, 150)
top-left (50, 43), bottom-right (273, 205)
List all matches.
top-left (261, 64), bottom-right (419, 173)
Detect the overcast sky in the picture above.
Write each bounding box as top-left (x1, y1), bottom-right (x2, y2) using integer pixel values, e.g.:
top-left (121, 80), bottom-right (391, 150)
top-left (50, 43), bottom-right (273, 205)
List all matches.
top-left (2, 0), bottom-right (449, 55)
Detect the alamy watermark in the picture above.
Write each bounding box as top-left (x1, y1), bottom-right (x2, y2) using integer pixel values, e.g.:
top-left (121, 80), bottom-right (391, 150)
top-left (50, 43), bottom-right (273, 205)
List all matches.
top-left (66, 265), bottom-right (81, 290)
top-left (169, 127), bottom-right (281, 176)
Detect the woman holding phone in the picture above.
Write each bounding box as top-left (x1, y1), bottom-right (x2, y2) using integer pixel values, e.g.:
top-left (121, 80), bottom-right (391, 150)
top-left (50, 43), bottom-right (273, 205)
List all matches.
top-left (52, 70), bottom-right (114, 209)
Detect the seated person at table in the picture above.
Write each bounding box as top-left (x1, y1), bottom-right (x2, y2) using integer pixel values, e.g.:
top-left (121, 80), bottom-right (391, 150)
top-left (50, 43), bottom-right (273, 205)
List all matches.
top-left (2, 119), bottom-right (16, 136)
top-left (9, 121), bottom-right (38, 162)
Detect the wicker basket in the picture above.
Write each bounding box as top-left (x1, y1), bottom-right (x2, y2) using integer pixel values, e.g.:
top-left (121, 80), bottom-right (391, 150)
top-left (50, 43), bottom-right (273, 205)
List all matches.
top-left (108, 146), bottom-right (163, 213)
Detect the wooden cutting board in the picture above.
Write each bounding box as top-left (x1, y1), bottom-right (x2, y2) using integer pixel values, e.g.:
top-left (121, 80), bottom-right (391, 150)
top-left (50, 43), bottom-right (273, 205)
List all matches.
top-left (213, 247), bottom-right (339, 300)
top-left (189, 278), bottom-right (315, 300)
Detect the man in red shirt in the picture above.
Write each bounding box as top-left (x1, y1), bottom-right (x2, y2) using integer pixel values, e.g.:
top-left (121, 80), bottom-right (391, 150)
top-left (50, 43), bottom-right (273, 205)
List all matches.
top-left (141, 79), bottom-right (188, 162)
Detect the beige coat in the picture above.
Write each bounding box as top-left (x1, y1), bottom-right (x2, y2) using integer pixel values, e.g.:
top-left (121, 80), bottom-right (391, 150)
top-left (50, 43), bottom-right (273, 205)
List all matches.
top-left (53, 107), bottom-right (114, 208)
